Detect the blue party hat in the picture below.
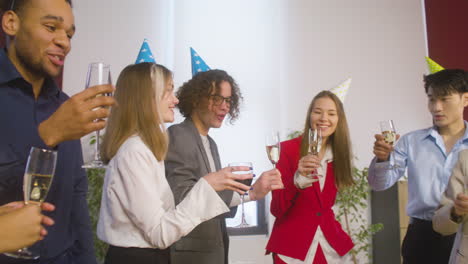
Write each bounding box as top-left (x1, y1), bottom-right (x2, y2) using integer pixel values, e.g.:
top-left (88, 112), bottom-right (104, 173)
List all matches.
top-left (190, 47), bottom-right (210, 76)
top-left (135, 39), bottom-right (156, 64)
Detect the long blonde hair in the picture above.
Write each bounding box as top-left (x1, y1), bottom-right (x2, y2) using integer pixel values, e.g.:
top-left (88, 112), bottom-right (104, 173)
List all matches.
top-left (101, 62), bottom-right (171, 163)
top-left (299, 90), bottom-right (354, 190)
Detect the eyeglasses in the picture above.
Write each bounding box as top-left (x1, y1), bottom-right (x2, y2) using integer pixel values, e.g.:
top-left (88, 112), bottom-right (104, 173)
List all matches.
top-left (210, 95), bottom-right (232, 106)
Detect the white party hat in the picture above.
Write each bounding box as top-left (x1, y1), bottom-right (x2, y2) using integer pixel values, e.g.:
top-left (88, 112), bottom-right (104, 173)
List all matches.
top-left (329, 78), bottom-right (351, 102)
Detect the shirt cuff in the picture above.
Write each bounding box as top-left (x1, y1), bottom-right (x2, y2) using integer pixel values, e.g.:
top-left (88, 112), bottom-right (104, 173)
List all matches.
top-left (294, 171), bottom-right (313, 189)
top-left (191, 178), bottom-right (230, 217)
top-left (374, 160), bottom-right (390, 169)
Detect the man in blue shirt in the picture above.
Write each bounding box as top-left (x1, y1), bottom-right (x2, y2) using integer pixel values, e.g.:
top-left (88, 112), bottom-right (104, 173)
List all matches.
top-left (368, 69), bottom-right (468, 263)
top-left (0, 0), bottom-right (114, 262)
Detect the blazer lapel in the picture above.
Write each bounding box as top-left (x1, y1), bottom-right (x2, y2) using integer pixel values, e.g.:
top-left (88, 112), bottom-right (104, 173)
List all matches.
top-left (312, 180), bottom-right (324, 208)
top-left (183, 119), bottom-right (212, 173)
top-left (312, 162), bottom-right (335, 208)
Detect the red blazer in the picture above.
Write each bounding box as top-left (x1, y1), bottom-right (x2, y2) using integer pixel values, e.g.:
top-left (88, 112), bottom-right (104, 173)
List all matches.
top-left (266, 136), bottom-right (354, 261)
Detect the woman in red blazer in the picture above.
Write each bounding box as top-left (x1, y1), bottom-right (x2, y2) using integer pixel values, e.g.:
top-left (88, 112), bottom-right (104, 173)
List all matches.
top-left (266, 91), bottom-right (355, 264)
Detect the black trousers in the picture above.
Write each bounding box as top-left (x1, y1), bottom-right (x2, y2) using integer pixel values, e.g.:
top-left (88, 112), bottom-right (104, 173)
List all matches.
top-left (105, 245), bottom-right (170, 264)
top-left (402, 218), bottom-right (455, 264)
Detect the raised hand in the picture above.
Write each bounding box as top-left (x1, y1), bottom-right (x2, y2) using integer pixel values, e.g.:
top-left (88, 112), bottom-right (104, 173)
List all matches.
top-left (203, 166), bottom-right (253, 194)
top-left (298, 154), bottom-right (321, 178)
top-left (373, 134), bottom-right (400, 162)
top-left (38, 84), bottom-right (115, 147)
top-left (249, 168), bottom-right (283, 201)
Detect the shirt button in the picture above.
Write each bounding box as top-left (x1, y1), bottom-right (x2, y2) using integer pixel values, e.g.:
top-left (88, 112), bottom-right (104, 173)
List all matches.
top-left (316, 212), bottom-right (321, 216)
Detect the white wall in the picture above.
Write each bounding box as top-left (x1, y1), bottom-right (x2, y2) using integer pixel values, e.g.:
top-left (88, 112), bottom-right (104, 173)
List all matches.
top-left (63, 0), bottom-right (174, 156)
top-left (64, 1), bottom-right (428, 263)
top-left (281, 0), bottom-right (430, 169)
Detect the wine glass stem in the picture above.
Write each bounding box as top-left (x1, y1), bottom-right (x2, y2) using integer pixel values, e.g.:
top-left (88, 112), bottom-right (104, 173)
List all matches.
top-left (240, 195), bottom-right (246, 224)
top-left (94, 130), bottom-right (101, 161)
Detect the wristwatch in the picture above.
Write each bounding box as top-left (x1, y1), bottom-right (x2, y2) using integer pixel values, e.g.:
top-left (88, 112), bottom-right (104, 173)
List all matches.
top-left (450, 207), bottom-right (464, 223)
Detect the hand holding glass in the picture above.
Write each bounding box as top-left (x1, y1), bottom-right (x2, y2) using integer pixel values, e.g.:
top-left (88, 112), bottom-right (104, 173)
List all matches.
top-left (82, 62), bottom-right (112, 169)
top-left (380, 120), bottom-right (397, 146)
top-left (308, 128), bottom-right (322, 177)
top-left (4, 147), bottom-right (57, 259)
top-left (229, 162), bottom-right (253, 228)
top-left (379, 120), bottom-right (399, 169)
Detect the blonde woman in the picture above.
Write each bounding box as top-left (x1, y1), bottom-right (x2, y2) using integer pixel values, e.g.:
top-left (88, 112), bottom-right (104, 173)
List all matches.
top-left (97, 63), bottom-right (252, 264)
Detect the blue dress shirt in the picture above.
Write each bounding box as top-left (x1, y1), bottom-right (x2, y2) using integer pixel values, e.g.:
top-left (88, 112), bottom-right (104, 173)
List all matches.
top-left (368, 123), bottom-right (468, 221)
top-left (0, 49), bottom-right (96, 263)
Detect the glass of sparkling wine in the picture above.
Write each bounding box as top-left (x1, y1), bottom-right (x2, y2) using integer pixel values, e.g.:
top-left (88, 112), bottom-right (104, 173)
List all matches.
top-left (229, 162), bottom-right (253, 228)
top-left (380, 120), bottom-right (399, 169)
top-left (380, 120), bottom-right (397, 146)
top-left (4, 147), bottom-right (57, 259)
top-left (82, 62), bottom-right (112, 169)
top-left (265, 131), bottom-right (281, 168)
top-left (308, 128), bottom-right (322, 177)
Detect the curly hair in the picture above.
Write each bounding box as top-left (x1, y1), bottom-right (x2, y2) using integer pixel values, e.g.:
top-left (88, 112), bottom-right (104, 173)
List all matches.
top-left (176, 69), bottom-right (243, 123)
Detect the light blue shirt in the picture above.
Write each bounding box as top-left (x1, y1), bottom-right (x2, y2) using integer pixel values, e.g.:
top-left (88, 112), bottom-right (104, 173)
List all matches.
top-left (368, 122), bottom-right (468, 221)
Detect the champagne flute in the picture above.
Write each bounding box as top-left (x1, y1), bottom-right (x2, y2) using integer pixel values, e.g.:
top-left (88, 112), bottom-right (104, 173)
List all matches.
top-left (4, 147), bottom-right (57, 259)
top-left (265, 131), bottom-right (281, 168)
top-left (229, 162), bottom-right (253, 228)
top-left (82, 62), bottom-right (112, 169)
top-left (308, 128), bottom-right (322, 177)
top-left (380, 120), bottom-right (399, 169)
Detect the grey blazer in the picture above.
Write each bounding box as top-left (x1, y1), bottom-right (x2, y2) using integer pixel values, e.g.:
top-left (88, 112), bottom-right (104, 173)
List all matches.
top-left (433, 149), bottom-right (468, 264)
top-left (165, 118), bottom-right (236, 264)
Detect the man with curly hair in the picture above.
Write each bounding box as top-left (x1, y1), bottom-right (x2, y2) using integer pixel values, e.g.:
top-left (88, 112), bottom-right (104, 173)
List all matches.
top-left (165, 69), bottom-right (282, 264)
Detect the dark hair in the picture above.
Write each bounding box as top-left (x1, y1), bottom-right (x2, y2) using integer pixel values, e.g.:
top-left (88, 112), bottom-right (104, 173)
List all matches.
top-left (176, 69), bottom-right (242, 123)
top-left (299, 90), bottom-right (354, 190)
top-left (4, 0), bottom-right (73, 13)
top-left (424, 69), bottom-right (468, 97)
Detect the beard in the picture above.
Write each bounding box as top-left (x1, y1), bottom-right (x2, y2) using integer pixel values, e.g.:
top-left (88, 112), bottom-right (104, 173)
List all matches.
top-left (14, 40), bottom-right (62, 79)
top-left (16, 50), bottom-right (59, 78)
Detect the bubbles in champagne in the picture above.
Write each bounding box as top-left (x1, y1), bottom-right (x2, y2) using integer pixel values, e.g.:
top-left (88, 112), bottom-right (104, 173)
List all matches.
top-left (382, 130), bottom-right (396, 145)
top-left (24, 173), bottom-right (53, 203)
top-left (309, 141), bottom-right (320, 155)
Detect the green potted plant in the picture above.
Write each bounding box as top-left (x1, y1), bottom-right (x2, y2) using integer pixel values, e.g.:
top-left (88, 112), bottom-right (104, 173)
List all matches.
top-left (85, 135), bottom-right (108, 263)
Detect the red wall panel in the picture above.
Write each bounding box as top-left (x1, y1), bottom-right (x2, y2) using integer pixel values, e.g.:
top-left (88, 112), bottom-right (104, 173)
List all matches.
top-left (425, 0), bottom-right (468, 119)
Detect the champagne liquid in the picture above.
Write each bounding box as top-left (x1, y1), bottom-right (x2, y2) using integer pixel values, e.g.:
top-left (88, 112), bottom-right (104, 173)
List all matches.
top-left (24, 173), bottom-right (53, 203)
top-left (92, 93), bottom-right (113, 111)
top-left (382, 130), bottom-right (396, 145)
top-left (309, 141), bottom-right (319, 155)
top-left (266, 145), bottom-right (280, 164)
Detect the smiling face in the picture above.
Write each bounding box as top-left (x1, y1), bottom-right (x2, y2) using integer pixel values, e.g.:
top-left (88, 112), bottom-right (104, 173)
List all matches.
top-left (309, 96), bottom-right (339, 141)
top-left (192, 80), bottom-right (232, 135)
top-left (3, 0), bottom-right (75, 81)
top-left (160, 77), bottom-right (179, 123)
top-left (427, 87), bottom-right (467, 129)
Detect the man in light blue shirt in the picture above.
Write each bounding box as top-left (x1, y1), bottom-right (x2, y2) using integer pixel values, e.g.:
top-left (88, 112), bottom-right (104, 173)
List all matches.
top-left (368, 69), bottom-right (468, 264)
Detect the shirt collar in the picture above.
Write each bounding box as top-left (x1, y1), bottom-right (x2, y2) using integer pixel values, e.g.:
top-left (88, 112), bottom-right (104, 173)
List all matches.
top-left (0, 48), bottom-right (22, 84)
top-left (0, 49), bottom-right (60, 98)
top-left (426, 120), bottom-right (468, 141)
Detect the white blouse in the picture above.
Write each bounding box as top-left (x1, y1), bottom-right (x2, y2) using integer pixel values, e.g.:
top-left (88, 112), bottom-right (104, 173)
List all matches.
top-left (97, 135), bottom-right (229, 249)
